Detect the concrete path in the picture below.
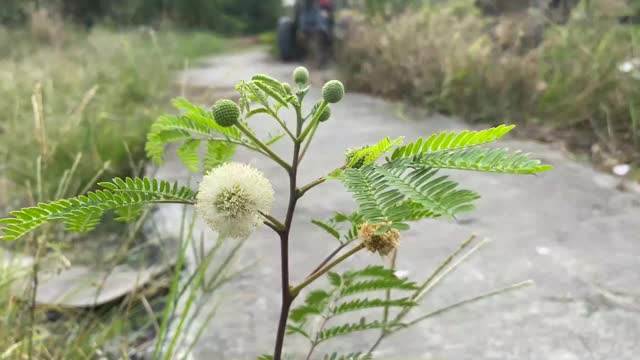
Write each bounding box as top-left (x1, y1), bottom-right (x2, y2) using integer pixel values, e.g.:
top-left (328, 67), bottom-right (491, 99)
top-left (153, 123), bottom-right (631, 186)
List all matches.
top-left (152, 49), bottom-right (640, 360)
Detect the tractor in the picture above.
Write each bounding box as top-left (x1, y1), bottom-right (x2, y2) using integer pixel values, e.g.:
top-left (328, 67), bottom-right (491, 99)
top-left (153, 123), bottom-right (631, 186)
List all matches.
top-left (277, 0), bottom-right (339, 67)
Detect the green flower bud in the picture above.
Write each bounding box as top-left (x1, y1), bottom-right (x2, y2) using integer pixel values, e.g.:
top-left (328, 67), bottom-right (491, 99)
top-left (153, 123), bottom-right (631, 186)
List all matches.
top-left (319, 106), bottom-right (331, 122)
top-left (212, 99), bottom-right (240, 128)
top-left (311, 103), bottom-right (332, 122)
top-left (293, 66), bottom-right (309, 86)
top-left (322, 80), bottom-right (345, 103)
top-left (282, 82), bottom-right (293, 94)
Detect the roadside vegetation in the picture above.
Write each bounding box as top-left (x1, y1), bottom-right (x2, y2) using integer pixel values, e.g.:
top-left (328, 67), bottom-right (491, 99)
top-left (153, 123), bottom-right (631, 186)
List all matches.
top-left (0, 4), bottom-right (242, 358)
top-left (338, 0), bottom-right (640, 173)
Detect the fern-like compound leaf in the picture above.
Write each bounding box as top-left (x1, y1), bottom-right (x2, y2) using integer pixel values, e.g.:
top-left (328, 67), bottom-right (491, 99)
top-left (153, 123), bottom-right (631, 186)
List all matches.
top-left (177, 139), bottom-right (201, 172)
top-left (348, 136), bottom-right (404, 168)
top-left (390, 125), bottom-right (514, 160)
top-left (317, 318), bottom-right (384, 342)
top-left (323, 353), bottom-right (372, 360)
top-left (203, 141), bottom-right (235, 173)
top-left (333, 297), bottom-right (417, 315)
top-left (289, 290), bottom-right (331, 324)
top-left (145, 98), bottom-right (240, 167)
top-left (340, 278), bottom-right (418, 297)
top-left (341, 165), bottom-right (477, 227)
top-left (0, 177), bottom-right (196, 241)
top-left (405, 147), bottom-right (553, 174)
top-left (375, 166), bottom-right (480, 217)
top-left (340, 166), bottom-right (415, 229)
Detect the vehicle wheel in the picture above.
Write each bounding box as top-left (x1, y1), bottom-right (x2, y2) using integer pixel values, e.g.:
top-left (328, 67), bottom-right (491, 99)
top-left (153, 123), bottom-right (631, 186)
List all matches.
top-left (277, 17), bottom-right (298, 61)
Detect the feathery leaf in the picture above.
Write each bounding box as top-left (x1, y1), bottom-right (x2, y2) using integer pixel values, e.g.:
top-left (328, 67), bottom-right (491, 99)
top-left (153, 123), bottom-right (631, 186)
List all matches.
top-left (391, 125), bottom-right (514, 160)
top-left (0, 178), bottom-right (195, 241)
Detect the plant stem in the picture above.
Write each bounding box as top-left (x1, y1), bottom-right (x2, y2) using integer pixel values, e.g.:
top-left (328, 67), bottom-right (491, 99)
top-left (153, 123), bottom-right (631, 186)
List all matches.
top-left (291, 243), bottom-right (365, 297)
top-left (271, 111), bottom-right (297, 142)
top-left (304, 342), bottom-right (319, 360)
top-left (273, 105), bottom-right (305, 360)
top-left (27, 237), bottom-right (44, 360)
top-left (305, 242), bottom-right (348, 278)
top-left (261, 212), bottom-right (286, 232)
top-left (235, 121), bottom-right (291, 171)
top-left (298, 121), bottom-right (319, 162)
top-left (297, 165), bottom-right (345, 198)
top-left (400, 280), bottom-right (534, 329)
top-left (382, 250), bottom-right (398, 327)
top-left (297, 176), bottom-right (327, 198)
top-left (298, 100), bottom-right (327, 141)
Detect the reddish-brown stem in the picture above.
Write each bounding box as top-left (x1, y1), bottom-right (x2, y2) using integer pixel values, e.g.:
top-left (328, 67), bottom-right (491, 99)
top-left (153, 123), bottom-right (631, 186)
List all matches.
top-left (273, 106), bottom-right (304, 360)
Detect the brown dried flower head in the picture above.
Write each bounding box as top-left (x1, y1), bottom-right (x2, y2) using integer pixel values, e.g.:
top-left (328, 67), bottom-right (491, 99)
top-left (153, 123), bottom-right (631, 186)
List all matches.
top-left (359, 222), bottom-right (400, 256)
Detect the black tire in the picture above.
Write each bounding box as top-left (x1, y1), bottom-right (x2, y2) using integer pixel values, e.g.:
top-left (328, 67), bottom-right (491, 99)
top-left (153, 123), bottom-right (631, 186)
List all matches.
top-left (277, 17), bottom-right (297, 61)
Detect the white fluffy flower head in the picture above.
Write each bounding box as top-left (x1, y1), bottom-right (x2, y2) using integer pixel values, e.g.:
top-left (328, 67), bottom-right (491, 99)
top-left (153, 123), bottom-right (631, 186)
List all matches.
top-left (196, 162), bottom-right (274, 239)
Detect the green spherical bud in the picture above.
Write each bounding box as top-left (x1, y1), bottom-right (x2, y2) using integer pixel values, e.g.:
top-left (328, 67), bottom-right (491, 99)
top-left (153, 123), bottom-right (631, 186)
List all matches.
top-left (282, 82), bottom-right (293, 94)
top-left (319, 106), bottom-right (331, 122)
top-left (311, 103), bottom-right (332, 122)
top-left (293, 66), bottom-right (309, 86)
top-left (212, 99), bottom-right (240, 128)
top-left (322, 80), bottom-right (345, 104)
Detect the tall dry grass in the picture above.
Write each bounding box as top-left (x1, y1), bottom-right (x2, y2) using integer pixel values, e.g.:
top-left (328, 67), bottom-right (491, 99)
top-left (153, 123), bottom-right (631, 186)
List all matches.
top-left (0, 24), bottom-right (232, 359)
top-left (0, 27), bottom-right (228, 208)
top-left (338, 1), bottom-right (640, 165)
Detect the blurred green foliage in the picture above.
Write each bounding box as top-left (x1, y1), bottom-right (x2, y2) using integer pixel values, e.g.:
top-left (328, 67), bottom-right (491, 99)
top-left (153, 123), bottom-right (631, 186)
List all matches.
top-left (0, 28), bottom-right (228, 207)
top-left (0, 0), bottom-right (281, 34)
top-left (338, 0), bottom-right (640, 165)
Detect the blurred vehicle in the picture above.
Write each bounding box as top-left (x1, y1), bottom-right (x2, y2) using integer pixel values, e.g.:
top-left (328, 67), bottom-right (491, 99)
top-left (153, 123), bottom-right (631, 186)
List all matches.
top-left (277, 0), bottom-right (337, 66)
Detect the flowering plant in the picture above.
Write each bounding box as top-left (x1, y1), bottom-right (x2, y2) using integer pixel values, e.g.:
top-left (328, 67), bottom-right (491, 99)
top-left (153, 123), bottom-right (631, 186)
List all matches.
top-left (0, 67), bottom-right (551, 359)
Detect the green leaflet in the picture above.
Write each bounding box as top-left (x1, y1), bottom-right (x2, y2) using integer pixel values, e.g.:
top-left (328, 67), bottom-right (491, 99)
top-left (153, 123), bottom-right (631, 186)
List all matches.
top-left (177, 139), bottom-right (201, 172)
top-left (390, 125), bottom-right (515, 160)
top-left (403, 147), bottom-right (553, 174)
top-left (287, 265), bottom-right (418, 351)
top-left (0, 177), bottom-right (195, 241)
top-left (323, 353), bottom-right (372, 360)
top-left (203, 140), bottom-right (235, 173)
top-left (340, 165), bottom-right (475, 227)
top-left (317, 318), bottom-right (384, 342)
top-left (348, 136), bottom-right (404, 167)
top-left (145, 98), bottom-right (240, 165)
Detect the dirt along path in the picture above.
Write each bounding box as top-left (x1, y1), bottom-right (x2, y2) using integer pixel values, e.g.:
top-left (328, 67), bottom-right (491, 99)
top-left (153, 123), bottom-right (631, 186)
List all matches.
top-left (151, 49), bottom-right (640, 360)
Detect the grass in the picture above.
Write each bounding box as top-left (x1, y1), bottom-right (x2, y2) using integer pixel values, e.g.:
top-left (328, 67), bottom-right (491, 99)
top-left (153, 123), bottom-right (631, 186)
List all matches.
top-left (337, 1), bottom-right (640, 169)
top-left (0, 25), bottom-right (229, 208)
top-left (0, 21), bottom-right (238, 359)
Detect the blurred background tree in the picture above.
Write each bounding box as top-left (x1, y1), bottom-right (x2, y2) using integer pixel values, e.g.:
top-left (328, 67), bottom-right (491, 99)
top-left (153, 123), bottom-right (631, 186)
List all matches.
top-left (0, 0), bottom-right (282, 34)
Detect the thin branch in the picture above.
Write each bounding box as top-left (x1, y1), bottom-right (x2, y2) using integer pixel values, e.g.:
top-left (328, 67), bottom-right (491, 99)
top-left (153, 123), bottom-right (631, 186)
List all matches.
top-left (382, 250), bottom-right (398, 327)
top-left (400, 280), bottom-right (534, 329)
top-left (212, 137), bottom-right (264, 154)
top-left (235, 121), bottom-right (291, 171)
top-left (368, 235), bottom-right (484, 356)
top-left (305, 242), bottom-right (349, 279)
top-left (271, 111), bottom-right (297, 142)
top-left (297, 176), bottom-right (327, 198)
top-left (291, 243), bottom-right (365, 297)
top-left (413, 236), bottom-right (488, 302)
top-left (298, 100), bottom-right (327, 142)
top-left (264, 219), bottom-right (282, 234)
top-left (298, 121), bottom-right (319, 161)
top-left (261, 212), bottom-right (286, 233)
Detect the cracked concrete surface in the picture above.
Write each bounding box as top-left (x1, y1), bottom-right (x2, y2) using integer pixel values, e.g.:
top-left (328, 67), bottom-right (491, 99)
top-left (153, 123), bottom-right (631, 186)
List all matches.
top-left (151, 49), bottom-right (640, 360)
